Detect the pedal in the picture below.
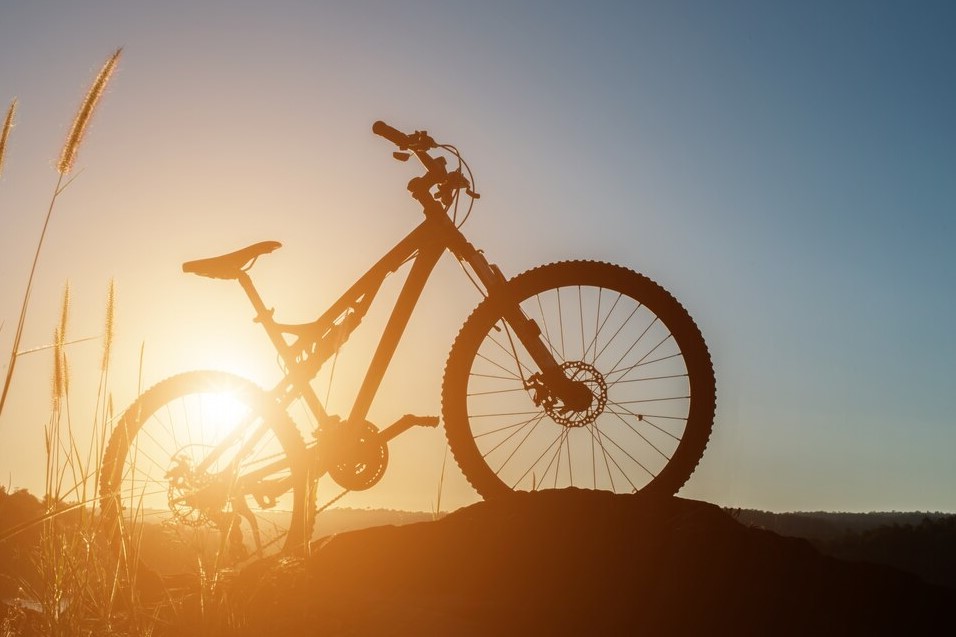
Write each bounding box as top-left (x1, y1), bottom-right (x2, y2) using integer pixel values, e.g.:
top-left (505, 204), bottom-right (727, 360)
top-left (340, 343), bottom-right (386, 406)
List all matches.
top-left (379, 414), bottom-right (440, 442)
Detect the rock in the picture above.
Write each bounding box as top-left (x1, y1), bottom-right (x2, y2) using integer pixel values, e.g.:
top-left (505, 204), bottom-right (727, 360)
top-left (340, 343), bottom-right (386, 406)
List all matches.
top-left (229, 490), bottom-right (953, 636)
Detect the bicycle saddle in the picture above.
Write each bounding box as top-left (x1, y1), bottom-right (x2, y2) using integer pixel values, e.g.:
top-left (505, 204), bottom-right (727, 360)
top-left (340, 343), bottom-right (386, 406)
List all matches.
top-left (182, 241), bottom-right (282, 279)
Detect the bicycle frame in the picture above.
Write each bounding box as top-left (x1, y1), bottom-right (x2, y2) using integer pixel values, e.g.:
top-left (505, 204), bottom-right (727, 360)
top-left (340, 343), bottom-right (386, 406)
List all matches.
top-left (187, 129), bottom-right (571, 501)
top-left (235, 201), bottom-right (557, 442)
top-left (102, 123), bottom-right (716, 574)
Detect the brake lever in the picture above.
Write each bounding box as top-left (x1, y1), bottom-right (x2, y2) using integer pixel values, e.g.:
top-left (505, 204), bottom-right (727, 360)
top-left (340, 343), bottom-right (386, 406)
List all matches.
top-left (408, 130), bottom-right (436, 151)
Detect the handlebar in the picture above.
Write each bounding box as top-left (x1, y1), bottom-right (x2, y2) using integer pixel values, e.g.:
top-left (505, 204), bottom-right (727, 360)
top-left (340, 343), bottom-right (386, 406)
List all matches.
top-left (372, 120), bottom-right (410, 148)
top-left (372, 119), bottom-right (477, 219)
top-left (372, 120), bottom-right (437, 152)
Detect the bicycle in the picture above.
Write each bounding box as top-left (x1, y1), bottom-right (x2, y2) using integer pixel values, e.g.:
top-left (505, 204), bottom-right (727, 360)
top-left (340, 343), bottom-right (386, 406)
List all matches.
top-left (99, 121), bottom-right (716, 577)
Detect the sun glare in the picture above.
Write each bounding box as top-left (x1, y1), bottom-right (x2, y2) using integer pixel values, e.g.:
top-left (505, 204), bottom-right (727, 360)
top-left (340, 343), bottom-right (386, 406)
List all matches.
top-left (198, 390), bottom-right (252, 437)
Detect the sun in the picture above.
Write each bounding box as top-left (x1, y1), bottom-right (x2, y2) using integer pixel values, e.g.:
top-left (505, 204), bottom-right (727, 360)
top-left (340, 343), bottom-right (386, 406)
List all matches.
top-left (197, 390), bottom-right (253, 436)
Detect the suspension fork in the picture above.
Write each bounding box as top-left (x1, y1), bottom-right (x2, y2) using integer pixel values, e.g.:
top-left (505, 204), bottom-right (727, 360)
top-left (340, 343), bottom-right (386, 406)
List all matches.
top-left (448, 225), bottom-right (560, 375)
top-left (447, 222), bottom-right (593, 409)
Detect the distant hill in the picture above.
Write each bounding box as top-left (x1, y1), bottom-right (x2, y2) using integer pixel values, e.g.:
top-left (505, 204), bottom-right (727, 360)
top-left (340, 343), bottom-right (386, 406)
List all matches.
top-left (311, 507), bottom-right (435, 537)
top-left (729, 508), bottom-right (954, 541)
top-left (728, 507), bottom-right (956, 591)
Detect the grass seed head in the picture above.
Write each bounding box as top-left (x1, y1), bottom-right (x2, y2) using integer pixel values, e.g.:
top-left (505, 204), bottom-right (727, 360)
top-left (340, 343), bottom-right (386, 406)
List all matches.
top-left (0, 98), bottom-right (16, 178)
top-left (57, 48), bottom-right (122, 175)
top-left (102, 279), bottom-right (116, 371)
top-left (52, 283), bottom-right (71, 409)
top-left (52, 327), bottom-right (65, 409)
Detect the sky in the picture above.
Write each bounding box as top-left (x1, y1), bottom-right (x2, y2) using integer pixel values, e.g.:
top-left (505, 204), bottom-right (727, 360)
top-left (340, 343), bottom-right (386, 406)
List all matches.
top-left (1, 0), bottom-right (954, 513)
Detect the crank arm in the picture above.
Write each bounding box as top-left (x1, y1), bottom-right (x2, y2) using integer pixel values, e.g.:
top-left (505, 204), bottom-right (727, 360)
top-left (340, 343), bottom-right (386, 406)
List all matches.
top-left (378, 414), bottom-right (439, 443)
top-left (308, 415), bottom-right (440, 484)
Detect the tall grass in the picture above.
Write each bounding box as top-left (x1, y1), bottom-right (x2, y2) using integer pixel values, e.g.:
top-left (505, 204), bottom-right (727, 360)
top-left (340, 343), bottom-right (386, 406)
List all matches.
top-left (0, 282), bottom-right (132, 636)
top-left (0, 49), bottom-right (242, 636)
top-left (0, 48), bottom-right (122, 422)
top-left (432, 442), bottom-right (449, 521)
top-left (0, 48), bottom-right (161, 636)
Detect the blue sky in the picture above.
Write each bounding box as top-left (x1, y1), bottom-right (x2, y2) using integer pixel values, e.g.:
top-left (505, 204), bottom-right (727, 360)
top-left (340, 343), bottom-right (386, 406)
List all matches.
top-left (1, 1), bottom-right (954, 512)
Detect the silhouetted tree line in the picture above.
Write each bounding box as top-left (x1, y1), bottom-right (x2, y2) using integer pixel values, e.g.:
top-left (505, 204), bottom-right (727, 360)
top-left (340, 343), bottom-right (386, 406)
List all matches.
top-left (814, 515), bottom-right (956, 591)
top-left (730, 507), bottom-right (953, 541)
top-left (0, 487), bottom-right (89, 600)
top-left (730, 507), bottom-right (956, 590)
top-left (0, 487), bottom-right (44, 599)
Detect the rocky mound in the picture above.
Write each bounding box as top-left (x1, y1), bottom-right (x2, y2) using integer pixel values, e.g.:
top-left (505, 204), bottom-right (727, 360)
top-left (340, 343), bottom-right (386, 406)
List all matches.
top-left (229, 490), bottom-right (952, 636)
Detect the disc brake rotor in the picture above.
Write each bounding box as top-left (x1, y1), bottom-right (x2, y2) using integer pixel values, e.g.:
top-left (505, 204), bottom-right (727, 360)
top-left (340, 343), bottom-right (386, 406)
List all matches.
top-left (540, 361), bottom-right (608, 428)
top-left (166, 448), bottom-right (227, 527)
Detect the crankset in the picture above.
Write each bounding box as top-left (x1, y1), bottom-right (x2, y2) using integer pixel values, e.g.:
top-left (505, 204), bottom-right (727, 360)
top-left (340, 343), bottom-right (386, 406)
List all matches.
top-left (320, 414), bottom-right (439, 491)
top-left (325, 420), bottom-right (389, 491)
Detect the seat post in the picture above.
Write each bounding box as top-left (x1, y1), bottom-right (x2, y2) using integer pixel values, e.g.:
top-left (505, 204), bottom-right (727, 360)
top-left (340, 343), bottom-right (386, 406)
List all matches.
top-left (235, 271), bottom-right (291, 361)
top-left (236, 271), bottom-right (271, 322)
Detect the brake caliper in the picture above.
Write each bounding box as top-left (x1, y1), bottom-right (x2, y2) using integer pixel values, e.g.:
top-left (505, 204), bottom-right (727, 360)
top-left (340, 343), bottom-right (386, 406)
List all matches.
top-left (524, 372), bottom-right (557, 411)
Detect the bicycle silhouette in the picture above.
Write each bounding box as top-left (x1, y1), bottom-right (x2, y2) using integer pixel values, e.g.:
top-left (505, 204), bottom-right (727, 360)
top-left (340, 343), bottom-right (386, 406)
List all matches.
top-left (100, 121), bottom-right (716, 576)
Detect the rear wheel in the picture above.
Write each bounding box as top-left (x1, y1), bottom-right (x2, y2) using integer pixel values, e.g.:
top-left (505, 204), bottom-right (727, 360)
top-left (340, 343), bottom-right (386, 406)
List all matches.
top-left (442, 261), bottom-right (715, 499)
top-left (99, 371), bottom-right (313, 580)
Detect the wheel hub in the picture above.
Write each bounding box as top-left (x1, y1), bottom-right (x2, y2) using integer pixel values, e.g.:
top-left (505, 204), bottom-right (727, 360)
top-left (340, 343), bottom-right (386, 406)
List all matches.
top-left (529, 361), bottom-right (607, 428)
top-left (166, 450), bottom-right (226, 527)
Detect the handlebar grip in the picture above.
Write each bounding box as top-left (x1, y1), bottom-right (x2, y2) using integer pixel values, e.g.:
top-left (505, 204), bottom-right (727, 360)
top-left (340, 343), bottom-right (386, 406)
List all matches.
top-left (372, 120), bottom-right (410, 147)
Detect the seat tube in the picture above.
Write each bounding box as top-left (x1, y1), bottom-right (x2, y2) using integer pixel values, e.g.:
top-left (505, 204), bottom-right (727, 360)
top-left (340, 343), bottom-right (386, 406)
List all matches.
top-left (237, 271), bottom-right (291, 361)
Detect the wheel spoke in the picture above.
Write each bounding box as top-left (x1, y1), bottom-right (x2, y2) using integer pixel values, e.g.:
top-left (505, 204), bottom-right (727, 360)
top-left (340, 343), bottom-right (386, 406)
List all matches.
top-left (489, 413), bottom-right (549, 479)
top-left (509, 425), bottom-right (565, 489)
top-left (607, 333), bottom-right (675, 383)
top-left (594, 419), bottom-right (657, 480)
top-left (467, 386), bottom-right (532, 398)
top-left (588, 425), bottom-right (639, 491)
top-left (612, 372), bottom-right (688, 384)
top-left (474, 413), bottom-right (547, 440)
top-left (605, 402), bottom-right (686, 442)
top-left (603, 408), bottom-right (672, 463)
top-left (556, 287), bottom-right (566, 359)
top-left (613, 395), bottom-right (690, 405)
top-left (583, 291), bottom-right (623, 365)
top-left (578, 286), bottom-right (586, 362)
top-left (481, 325), bottom-right (537, 379)
top-left (470, 410), bottom-right (545, 419)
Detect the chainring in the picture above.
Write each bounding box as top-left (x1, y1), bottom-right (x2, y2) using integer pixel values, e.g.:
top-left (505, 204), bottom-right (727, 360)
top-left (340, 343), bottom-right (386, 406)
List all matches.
top-left (327, 420), bottom-right (389, 491)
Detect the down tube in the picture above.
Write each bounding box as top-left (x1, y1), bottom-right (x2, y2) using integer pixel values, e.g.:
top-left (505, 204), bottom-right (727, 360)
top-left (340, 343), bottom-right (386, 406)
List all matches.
top-left (348, 242), bottom-right (445, 423)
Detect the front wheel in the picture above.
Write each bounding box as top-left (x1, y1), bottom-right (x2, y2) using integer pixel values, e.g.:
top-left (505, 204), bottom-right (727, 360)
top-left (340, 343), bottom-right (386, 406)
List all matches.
top-left (99, 371), bottom-right (313, 580)
top-left (442, 261), bottom-right (716, 499)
